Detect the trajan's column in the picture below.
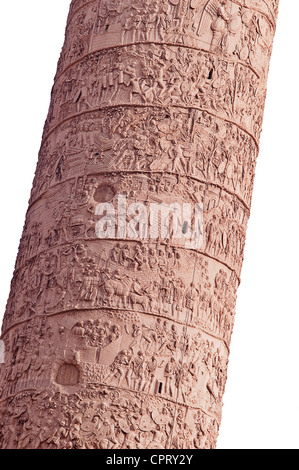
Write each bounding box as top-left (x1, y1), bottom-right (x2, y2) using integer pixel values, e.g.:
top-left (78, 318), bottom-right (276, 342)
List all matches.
top-left (0, 0), bottom-right (279, 449)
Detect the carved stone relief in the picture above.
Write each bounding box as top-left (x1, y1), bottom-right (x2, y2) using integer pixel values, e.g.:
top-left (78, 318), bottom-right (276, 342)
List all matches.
top-left (0, 0), bottom-right (279, 449)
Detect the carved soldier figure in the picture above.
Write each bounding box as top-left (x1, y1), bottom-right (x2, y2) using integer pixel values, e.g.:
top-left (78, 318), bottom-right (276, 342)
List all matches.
top-left (74, 81), bottom-right (91, 113)
top-left (210, 1), bottom-right (231, 52)
top-left (164, 357), bottom-right (177, 398)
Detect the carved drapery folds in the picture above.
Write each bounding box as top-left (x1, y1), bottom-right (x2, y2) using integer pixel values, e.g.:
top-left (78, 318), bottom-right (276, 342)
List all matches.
top-left (0, 0), bottom-right (279, 449)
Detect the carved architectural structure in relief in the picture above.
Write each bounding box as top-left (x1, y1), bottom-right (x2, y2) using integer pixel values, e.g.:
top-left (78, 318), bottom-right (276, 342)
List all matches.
top-left (0, 0), bottom-right (279, 449)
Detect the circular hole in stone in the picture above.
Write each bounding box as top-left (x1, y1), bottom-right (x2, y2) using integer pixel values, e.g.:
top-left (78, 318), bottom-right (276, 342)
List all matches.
top-left (94, 185), bottom-right (115, 203)
top-left (56, 363), bottom-right (79, 386)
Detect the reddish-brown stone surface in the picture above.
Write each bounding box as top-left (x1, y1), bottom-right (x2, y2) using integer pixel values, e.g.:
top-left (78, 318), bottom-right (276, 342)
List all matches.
top-left (0, 0), bottom-right (279, 449)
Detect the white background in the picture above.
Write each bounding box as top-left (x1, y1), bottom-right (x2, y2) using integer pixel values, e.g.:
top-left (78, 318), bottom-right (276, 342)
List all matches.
top-left (0, 1), bottom-right (298, 449)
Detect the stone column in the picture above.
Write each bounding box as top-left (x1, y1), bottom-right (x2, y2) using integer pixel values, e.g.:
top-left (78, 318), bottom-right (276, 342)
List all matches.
top-left (0, 0), bottom-right (279, 449)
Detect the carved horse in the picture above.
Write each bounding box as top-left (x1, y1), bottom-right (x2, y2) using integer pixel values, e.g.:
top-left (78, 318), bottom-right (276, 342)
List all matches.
top-left (99, 273), bottom-right (149, 311)
top-left (100, 276), bottom-right (132, 308)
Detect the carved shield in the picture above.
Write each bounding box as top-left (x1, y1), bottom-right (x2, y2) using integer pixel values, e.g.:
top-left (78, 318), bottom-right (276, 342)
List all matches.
top-left (139, 415), bottom-right (155, 432)
top-left (239, 46), bottom-right (249, 61)
top-left (11, 365), bottom-right (18, 382)
top-left (118, 419), bottom-right (131, 434)
top-left (23, 356), bottom-right (32, 372)
top-left (151, 408), bottom-right (170, 426)
top-left (241, 10), bottom-right (252, 27)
